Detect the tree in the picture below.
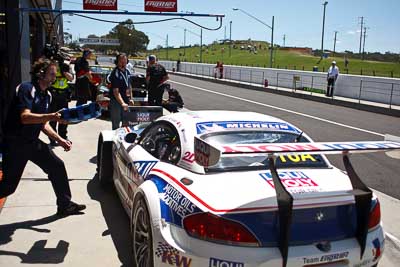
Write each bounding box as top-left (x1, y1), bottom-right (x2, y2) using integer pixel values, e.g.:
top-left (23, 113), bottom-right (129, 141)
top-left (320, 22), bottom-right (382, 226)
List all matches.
top-left (107, 19), bottom-right (149, 56)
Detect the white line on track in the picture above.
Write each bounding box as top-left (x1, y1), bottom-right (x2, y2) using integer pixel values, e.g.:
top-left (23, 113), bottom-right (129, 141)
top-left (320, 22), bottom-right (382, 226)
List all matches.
top-left (170, 80), bottom-right (385, 137)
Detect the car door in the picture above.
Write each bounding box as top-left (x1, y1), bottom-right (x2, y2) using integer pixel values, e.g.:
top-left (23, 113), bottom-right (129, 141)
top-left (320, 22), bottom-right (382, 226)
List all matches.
top-left (123, 122), bottom-right (181, 211)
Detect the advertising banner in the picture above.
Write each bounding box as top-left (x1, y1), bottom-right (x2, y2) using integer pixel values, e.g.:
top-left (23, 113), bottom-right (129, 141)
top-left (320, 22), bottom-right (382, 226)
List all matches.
top-left (83, 0), bottom-right (118, 10)
top-left (144, 0), bottom-right (177, 12)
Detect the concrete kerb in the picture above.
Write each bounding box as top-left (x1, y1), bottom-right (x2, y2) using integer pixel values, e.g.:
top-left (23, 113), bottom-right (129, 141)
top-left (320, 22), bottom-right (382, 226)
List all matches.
top-left (166, 70), bottom-right (400, 117)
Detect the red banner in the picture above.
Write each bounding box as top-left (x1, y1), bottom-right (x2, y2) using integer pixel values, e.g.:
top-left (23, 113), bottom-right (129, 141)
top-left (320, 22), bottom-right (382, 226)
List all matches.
top-left (83, 0), bottom-right (118, 10)
top-left (144, 0), bottom-right (177, 12)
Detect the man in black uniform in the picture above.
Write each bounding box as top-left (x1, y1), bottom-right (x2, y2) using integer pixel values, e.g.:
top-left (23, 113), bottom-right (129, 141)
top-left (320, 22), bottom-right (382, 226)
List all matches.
top-left (162, 84), bottom-right (184, 113)
top-left (146, 55), bottom-right (169, 106)
top-left (0, 58), bottom-right (86, 216)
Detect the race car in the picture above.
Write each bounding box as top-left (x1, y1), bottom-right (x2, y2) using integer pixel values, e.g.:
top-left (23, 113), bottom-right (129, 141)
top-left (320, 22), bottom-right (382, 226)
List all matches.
top-left (96, 110), bottom-right (400, 267)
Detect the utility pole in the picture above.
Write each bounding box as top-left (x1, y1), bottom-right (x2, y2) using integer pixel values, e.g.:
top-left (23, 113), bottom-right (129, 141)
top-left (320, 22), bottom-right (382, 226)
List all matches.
top-left (358, 16), bottom-right (364, 54)
top-left (333, 31), bottom-right (338, 56)
top-left (283, 34), bottom-right (286, 47)
top-left (320, 1), bottom-right (328, 60)
top-left (362, 26), bottom-right (367, 60)
top-left (229, 21), bottom-right (232, 57)
top-left (200, 28), bottom-right (203, 63)
top-left (224, 25), bottom-right (227, 40)
top-left (166, 34), bottom-right (169, 59)
top-left (183, 29), bottom-right (186, 57)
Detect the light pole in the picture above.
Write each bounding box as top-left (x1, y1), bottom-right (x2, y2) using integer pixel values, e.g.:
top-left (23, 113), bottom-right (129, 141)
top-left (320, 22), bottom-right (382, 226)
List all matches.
top-left (146, 32), bottom-right (169, 59)
top-left (320, 1), bottom-right (328, 60)
top-left (232, 8), bottom-right (274, 68)
top-left (174, 25), bottom-right (202, 62)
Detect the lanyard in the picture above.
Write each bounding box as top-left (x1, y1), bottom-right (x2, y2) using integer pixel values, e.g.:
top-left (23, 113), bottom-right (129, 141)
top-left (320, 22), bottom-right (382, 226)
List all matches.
top-left (117, 68), bottom-right (129, 88)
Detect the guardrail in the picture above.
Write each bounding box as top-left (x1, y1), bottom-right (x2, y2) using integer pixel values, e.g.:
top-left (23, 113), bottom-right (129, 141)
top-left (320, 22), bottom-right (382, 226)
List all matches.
top-left (135, 60), bottom-right (400, 108)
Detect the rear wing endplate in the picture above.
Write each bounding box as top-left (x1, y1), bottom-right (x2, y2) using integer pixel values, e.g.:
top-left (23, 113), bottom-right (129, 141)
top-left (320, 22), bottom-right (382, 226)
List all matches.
top-left (194, 136), bottom-right (400, 267)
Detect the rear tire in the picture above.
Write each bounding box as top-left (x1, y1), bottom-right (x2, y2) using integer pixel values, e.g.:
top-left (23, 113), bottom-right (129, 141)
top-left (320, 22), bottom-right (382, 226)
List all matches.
top-left (97, 136), bottom-right (113, 188)
top-left (132, 195), bottom-right (153, 267)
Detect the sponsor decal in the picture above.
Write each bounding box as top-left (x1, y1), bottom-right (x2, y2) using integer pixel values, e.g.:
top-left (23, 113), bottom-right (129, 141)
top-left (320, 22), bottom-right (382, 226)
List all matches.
top-left (372, 238), bottom-right (381, 261)
top-left (303, 251), bottom-right (349, 265)
top-left (259, 171), bottom-right (321, 193)
top-left (136, 112), bottom-right (150, 122)
top-left (196, 121), bottom-right (297, 134)
top-left (221, 141), bottom-right (400, 153)
top-left (209, 257), bottom-right (244, 267)
top-left (278, 154), bottom-right (317, 163)
top-left (83, 0), bottom-right (117, 10)
top-left (133, 161), bottom-right (157, 177)
top-left (354, 259), bottom-right (372, 267)
top-left (145, 0), bottom-right (177, 12)
top-left (155, 242), bottom-right (192, 267)
top-left (162, 183), bottom-right (196, 217)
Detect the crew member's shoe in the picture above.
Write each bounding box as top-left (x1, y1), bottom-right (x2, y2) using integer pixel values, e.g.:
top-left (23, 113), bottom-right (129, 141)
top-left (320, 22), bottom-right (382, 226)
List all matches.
top-left (57, 201), bottom-right (86, 216)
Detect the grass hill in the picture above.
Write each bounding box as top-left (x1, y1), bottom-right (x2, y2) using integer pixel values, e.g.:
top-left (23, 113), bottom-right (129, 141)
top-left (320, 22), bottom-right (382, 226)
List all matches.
top-left (148, 41), bottom-right (400, 78)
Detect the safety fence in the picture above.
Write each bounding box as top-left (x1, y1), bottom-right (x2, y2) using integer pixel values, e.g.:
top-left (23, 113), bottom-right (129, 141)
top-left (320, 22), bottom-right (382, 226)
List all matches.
top-left (135, 60), bottom-right (400, 108)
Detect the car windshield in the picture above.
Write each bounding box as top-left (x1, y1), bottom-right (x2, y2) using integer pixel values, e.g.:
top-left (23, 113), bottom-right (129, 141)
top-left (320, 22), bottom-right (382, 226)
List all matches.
top-left (202, 131), bottom-right (328, 172)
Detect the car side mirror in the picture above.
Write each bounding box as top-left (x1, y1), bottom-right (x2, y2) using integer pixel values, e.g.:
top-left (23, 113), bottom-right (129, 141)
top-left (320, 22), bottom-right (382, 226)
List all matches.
top-left (124, 132), bottom-right (138, 143)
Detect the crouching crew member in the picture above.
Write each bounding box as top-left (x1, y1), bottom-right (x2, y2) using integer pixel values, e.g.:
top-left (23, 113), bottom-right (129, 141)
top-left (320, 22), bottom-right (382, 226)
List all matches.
top-left (0, 58), bottom-right (86, 217)
top-left (162, 84), bottom-right (184, 113)
top-left (49, 61), bottom-right (73, 146)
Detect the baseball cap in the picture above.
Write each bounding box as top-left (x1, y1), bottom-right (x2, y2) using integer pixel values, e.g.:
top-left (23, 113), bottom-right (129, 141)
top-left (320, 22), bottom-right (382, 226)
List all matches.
top-left (148, 55), bottom-right (157, 61)
top-left (83, 50), bottom-right (92, 57)
top-left (332, 61), bottom-right (336, 64)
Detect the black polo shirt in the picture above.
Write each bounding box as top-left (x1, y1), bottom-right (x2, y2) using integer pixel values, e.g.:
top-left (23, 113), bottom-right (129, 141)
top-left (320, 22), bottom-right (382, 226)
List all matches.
top-left (146, 63), bottom-right (167, 89)
top-left (109, 67), bottom-right (131, 104)
top-left (4, 81), bottom-right (52, 142)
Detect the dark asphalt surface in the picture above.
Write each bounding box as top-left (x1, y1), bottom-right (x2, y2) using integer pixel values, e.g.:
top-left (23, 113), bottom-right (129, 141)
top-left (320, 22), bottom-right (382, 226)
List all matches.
top-left (168, 73), bottom-right (400, 199)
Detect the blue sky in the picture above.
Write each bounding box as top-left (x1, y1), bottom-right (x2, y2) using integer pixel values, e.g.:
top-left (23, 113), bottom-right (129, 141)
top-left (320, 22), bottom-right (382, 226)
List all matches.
top-left (62, 0), bottom-right (400, 53)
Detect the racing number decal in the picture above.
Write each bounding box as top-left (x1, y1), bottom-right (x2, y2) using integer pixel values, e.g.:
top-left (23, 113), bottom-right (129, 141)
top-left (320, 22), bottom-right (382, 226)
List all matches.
top-left (182, 152), bottom-right (195, 163)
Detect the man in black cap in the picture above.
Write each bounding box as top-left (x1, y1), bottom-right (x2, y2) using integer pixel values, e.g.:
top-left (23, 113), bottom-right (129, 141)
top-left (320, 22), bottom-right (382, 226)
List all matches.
top-left (146, 55), bottom-right (169, 106)
top-left (0, 58), bottom-right (86, 217)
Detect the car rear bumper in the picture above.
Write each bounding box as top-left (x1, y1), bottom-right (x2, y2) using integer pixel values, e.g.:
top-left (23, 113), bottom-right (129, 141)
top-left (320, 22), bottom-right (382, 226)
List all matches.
top-left (152, 224), bottom-right (384, 267)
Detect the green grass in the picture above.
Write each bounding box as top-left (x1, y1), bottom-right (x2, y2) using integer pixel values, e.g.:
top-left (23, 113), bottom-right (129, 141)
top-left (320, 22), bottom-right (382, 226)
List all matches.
top-left (149, 42), bottom-right (400, 78)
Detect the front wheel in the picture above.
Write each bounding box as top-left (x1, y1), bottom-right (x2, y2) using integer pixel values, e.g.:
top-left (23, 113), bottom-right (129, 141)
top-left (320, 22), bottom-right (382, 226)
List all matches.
top-left (132, 195), bottom-right (153, 267)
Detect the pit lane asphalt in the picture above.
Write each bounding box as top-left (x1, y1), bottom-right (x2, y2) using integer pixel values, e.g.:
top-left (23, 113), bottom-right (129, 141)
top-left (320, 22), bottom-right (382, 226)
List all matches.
top-left (166, 73), bottom-right (400, 200)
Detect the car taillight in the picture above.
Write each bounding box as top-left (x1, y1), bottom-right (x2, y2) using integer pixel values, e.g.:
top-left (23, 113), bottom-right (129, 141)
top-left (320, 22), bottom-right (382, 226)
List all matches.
top-left (183, 212), bottom-right (259, 246)
top-left (368, 199), bottom-right (381, 230)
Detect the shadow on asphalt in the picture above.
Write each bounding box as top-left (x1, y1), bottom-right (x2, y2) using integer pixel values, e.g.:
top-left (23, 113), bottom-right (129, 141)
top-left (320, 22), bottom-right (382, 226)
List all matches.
top-left (0, 215), bottom-right (69, 263)
top-left (87, 174), bottom-right (133, 267)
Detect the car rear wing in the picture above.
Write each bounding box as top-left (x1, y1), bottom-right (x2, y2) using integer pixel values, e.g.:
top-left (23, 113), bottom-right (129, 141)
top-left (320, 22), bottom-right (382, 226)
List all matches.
top-left (194, 135), bottom-right (400, 267)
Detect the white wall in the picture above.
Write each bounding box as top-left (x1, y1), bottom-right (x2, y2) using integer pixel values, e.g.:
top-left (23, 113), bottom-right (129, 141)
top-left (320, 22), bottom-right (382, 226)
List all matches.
top-left (136, 60), bottom-right (400, 106)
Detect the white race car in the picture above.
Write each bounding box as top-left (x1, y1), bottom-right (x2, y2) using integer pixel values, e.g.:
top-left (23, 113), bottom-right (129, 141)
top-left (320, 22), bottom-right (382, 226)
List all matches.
top-left (97, 110), bottom-right (400, 267)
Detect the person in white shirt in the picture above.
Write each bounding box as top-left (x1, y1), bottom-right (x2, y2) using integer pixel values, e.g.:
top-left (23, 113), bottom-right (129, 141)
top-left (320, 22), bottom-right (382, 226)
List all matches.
top-left (326, 61), bottom-right (339, 97)
top-left (126, 61), bottom-right (135, 74)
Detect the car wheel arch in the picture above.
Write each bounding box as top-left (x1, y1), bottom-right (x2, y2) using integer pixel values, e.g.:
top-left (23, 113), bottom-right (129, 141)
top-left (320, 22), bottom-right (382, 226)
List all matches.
top-left (131, 180), bottom-right (162, 233)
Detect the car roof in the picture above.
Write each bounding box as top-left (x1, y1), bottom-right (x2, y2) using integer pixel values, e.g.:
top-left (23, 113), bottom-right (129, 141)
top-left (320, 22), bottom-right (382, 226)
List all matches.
top-left (159, 110), bottom-right (301, 136)
top-left (155, 110), bottom-right (305, 174)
